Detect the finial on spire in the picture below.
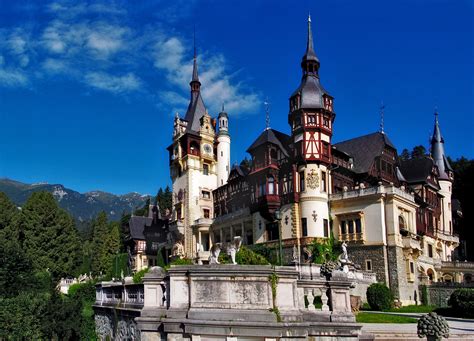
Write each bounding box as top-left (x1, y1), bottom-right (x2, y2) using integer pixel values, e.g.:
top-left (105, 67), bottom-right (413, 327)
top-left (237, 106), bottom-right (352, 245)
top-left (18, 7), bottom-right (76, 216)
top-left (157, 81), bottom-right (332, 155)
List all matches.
top-left (379, 101), bottom-right (385, 134)
top-left (264, 98), bottom-right (271, 130)
top-left (191, 26), bottom-right (200, 84)
top-left (222, 103), bottom-right (225, 112)
top-left (308, 12), bottom-right (311, 23)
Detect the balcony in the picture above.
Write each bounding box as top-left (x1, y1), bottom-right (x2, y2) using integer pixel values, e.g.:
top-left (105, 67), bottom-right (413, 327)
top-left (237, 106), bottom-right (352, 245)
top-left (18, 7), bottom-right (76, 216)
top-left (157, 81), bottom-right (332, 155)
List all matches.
top-left (441, 261), bottom-right (474, 272)
top-left (435, 231), bottom-right (460, 245)
top-left (95, 282), bottom-right (144, 309)
top-left (401, 234), bottom-right (422, 251)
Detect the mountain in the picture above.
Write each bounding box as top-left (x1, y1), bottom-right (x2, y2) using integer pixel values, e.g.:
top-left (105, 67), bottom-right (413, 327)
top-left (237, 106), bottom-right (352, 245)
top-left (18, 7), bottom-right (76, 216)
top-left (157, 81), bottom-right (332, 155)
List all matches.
top-left (0, 178), bottom-right (151, 223)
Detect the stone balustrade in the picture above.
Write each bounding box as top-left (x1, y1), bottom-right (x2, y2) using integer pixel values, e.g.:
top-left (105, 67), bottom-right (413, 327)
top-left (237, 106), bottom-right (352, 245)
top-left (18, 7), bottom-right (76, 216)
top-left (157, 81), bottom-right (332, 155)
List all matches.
top-left (330, 185), bottom-right (414, 202)
top-left (95, 281), bottom-right (144, 309)
top-left (94, 265), bottom-right (362, 340)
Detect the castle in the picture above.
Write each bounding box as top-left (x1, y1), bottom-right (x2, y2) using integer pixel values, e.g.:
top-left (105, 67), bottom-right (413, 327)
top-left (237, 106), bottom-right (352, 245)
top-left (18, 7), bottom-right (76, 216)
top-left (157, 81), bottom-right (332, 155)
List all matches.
top-left (160, 15), bottom-right (462, 305)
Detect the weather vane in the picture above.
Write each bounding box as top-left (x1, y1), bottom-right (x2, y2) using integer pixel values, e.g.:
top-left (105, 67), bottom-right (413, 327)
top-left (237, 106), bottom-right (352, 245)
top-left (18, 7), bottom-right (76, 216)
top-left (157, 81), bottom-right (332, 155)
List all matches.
top-left (264, 98), bottom-right (271, 130)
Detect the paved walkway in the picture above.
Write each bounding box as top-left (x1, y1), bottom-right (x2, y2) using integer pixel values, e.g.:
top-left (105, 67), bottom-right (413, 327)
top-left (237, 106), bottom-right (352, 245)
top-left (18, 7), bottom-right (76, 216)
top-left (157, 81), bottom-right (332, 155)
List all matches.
top-left (359, 312), bottom-right (474, 340)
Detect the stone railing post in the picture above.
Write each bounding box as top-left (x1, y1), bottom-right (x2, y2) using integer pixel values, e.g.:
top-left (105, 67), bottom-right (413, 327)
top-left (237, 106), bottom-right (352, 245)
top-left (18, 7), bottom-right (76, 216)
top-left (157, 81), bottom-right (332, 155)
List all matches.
top-left (143, 267), bottom-right (167, 309)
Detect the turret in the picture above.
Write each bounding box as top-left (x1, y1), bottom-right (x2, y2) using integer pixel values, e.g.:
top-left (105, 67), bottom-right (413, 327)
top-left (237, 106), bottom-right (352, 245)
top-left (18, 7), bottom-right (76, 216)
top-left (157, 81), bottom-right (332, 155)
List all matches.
top-left (217, 105), bottom-right (231, 186)
top-left (287, 15), bottom-right (334, 239)
top-left (430, 111), bottom-right (454, 238)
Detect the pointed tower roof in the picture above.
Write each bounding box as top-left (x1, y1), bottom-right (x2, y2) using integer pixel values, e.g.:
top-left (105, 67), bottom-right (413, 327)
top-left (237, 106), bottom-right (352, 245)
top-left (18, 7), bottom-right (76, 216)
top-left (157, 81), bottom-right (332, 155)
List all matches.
top-left (184, 39), bottom-right (207, 133)
top-left (291, 14), bottom-right (330, 109)
top-left (302, 14), bottom-right (319, 64)
top-left (430, 111), bottom-right (453, 181)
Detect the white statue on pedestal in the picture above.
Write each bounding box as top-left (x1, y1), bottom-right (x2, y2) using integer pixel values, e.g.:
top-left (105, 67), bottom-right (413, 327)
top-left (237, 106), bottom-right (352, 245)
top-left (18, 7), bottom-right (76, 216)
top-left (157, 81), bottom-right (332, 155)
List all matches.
top-left (341, 241), bottom-right (348, 261)
top-left (227, 236), bottom-right (242, 265)
top-left (209, 243), bottom-right (222, 264)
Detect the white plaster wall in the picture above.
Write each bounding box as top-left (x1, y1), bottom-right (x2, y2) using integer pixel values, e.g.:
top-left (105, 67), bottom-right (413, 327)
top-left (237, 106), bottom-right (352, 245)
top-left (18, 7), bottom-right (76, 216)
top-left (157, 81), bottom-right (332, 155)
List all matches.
top-left (280, 204), bottom-right (293, 240)
top-left (298, 164), bottom-right (329, 238)
top-left (439, 180), bottom-right (452, 234)
top-left (331, 197), bottom-right (386, 244)
top-left (217, 135), bottom-right (230, 187)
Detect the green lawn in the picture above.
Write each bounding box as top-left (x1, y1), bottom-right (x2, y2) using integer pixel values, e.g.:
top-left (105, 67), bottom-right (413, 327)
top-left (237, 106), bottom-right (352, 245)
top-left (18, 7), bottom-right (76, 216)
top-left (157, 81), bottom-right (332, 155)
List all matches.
top-left (386, 305), bottom-right (435, 313)
top-left (356, 312), bottom-right (417, 323)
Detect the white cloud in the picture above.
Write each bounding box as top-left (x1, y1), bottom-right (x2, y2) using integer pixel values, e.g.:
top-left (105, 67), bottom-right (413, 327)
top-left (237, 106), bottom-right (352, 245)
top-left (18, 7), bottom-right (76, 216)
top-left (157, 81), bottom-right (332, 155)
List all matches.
top-left (0, 0), bottom-right (260, 110)
top-left (153, 36), bottom-right (260, 115)
top-left (84, 72), bottom-right (142, 93)
top-left (0, 68), bottom-right (28, 87)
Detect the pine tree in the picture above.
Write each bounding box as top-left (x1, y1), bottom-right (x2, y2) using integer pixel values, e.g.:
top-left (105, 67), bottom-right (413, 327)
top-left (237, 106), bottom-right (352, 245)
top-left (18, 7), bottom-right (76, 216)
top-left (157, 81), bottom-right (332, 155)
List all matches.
top-left (91, 211), bottom-right (109, 275)
top-left (103, 222), bottom-right (121, 277)
top-left (0, 192), bottom-right (18, 230)
top-left (399, 148), bottom-right (410, 161)
top-left (411, 145), bottom-right (427, 159)
top-left (17, 192), bottom-right (80, 279)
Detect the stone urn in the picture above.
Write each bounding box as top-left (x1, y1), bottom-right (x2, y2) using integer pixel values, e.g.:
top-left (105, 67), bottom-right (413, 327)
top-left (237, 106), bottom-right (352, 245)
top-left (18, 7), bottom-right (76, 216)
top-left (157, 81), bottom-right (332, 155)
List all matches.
top-left (417, 312), bottom-right (449, 340)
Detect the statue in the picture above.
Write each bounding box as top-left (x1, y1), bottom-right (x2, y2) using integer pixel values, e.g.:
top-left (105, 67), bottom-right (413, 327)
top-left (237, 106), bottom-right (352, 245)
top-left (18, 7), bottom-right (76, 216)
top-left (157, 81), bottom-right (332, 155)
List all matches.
top-left (303, 247), bottom-right (313, 263)
top-left (171, 240), bottom-right (185, 259)
top-left (292, 245), bottom-right (299, 264)
top-left (227, 236), bottom-right (242, 265)
top-left (341, 241), bottom-right (348, 261)
top-left (209, 243), bottom-right (222, 264)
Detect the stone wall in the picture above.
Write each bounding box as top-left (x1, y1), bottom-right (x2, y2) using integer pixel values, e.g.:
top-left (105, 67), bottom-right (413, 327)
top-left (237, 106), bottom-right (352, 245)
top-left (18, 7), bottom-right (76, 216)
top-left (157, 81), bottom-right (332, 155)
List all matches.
top-left (423, 283), bottom-right (474, 307)
top-left (95, 265), bottom-right (362, 341)
top-left (347, 244), bottom-right (386, 283)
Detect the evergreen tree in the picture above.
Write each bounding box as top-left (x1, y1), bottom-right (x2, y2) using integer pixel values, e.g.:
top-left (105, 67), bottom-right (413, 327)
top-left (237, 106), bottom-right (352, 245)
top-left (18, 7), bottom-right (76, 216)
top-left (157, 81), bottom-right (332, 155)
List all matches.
top-left (17, 192), bottom-right (80, 279)
top-left (104, 222), bottom-right (121, 276)
top-left (411, 145), bottom-right (427, 159)
top-left (399, 148), bottom-right (410, 161)
top-left (91, 211), bottom-right (109, 275)
top-left (0, 192), bottom-right (18, 230)
top-left (156, 186), bottom-right (173, 213)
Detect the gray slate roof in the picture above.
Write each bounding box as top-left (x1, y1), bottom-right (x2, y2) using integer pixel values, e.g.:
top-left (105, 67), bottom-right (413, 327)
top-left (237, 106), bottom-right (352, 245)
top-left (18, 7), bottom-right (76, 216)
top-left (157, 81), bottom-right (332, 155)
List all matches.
top-left (291, 75), bottom-right (329, 109)
top-left (128, 216), bottom-right (152, 240)
top-left (430, 114), bottom-right (452, 180)
top-left (399, 157), bottom-right (440, 186)
top-left (246, 128), bottom-right (291, 157)
top-left (184, 91), bottom-right (207, 132)
top-left (334, 132), bottom-right (396, 174)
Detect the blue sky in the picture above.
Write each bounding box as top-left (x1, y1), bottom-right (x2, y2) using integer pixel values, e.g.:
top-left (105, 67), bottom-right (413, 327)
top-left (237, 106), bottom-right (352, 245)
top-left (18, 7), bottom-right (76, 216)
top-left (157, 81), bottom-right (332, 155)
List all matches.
top-left (0, 0), bottom-right (473, 195)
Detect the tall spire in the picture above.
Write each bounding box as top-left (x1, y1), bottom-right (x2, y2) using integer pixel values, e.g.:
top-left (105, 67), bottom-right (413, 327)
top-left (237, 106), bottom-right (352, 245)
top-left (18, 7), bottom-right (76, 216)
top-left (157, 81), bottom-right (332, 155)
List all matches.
top-left (264, 98), bottom-right (271, 130)
top-left (301, 13), bottom-right (320, 75)
top-left (379, 101), bottom-right (385, 134)
top-left (430, 109), bottom-right (452, 181)
top-left (190, 28), bottom-right (201, 90)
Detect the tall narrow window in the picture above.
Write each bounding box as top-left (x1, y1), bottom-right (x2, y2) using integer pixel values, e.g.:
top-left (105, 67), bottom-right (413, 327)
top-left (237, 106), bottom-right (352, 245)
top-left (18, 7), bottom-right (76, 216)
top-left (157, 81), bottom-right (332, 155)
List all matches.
top-left (323, 219), bottom-right (329, 237)
top-left (302, 218), bottom-right (308, 237)
top-left (299, 171), bottom-right (305, 192)
top-left (203, 163), bottom-right (209, 175)
top-left (348, 221), bottom-right (354, 234)
top-left (355, 218), bottom-right (362, 234)
top-left (268, 176), bottom-right (275, 195)
top-left (341, 221), bottom-right (347, 234)
top-left (203, 209), bottom-right (210, 219)
top-left (321, 171), bottom-right (327, 192)
top-left (366, 260), bottom-right (372, 271)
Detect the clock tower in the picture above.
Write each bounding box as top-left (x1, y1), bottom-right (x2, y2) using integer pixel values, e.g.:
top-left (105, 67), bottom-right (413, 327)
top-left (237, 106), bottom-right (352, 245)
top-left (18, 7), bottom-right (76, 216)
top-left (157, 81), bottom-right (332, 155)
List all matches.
top-left (288, 15), bottom-right (335, 239)
top-left (168, 48), bottom-right (218, 259)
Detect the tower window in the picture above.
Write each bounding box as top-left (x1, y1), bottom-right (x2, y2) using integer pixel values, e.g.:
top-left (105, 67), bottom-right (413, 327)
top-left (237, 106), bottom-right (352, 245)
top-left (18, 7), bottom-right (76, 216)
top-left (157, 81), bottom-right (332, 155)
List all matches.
top-left (203, 209), bottom-right (210, 219)
top-left (307, 114), bottom-right (316, 124)
top-left (203, 163), bottom-right (209, 175)
top-left (299, 171), bottom-right (305, 192)
top-left (268, 176), bottom-right (275, 195)
top-left (323, 117), bottom-right (330, 128)
top-left (221, 151), bottom-right (223, 157)
top-left (302, 218), bottom-right (308, 237)
top-left (202, 190), bottom-right (210, 199)
top-left (321, 171), bottom-right (327, 192)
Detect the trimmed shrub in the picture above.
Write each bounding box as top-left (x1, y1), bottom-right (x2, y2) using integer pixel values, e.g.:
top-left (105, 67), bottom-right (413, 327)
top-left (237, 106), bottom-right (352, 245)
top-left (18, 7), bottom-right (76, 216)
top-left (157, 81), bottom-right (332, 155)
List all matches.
top-left (236, 246), bottom-right (270, 265)
top-left (366, 283), bottom-right (393, 311)
top-left (132, 267), bottom-right (149, 284)
top-left (448, 288), bottom-right (474, 318)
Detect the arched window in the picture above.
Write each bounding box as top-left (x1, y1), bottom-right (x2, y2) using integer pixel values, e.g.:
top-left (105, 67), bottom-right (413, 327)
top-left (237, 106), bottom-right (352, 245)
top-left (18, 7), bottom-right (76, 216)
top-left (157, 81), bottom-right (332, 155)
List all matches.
top-left (268, 176), bottom-right (275, 195)
top-left (399, 215), bottom-right (406, 231)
